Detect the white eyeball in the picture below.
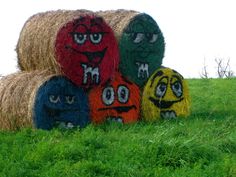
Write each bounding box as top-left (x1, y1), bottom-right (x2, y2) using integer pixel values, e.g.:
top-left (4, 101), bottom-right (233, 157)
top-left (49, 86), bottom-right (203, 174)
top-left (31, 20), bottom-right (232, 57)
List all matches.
top-left (102, 86), bottom-right (115, 105)
top-left (117, 85), bottom-right (129, 103)
top-left (155, 83), bottom-right (167, 98)
top-left (49, 95), bottom-right (60, 103)
top-left (65, 95), bottom-right (75, 104)
top-left (90, 33), bottom-right (102, 44)
top-left (149, 34), bottom-right (158, 43)
top-left (171, 81), bottom-right (183, 98)
top-left (73, 33), bottom-right (87, 44)
top-left (132, 33), bottom-right (145, 43)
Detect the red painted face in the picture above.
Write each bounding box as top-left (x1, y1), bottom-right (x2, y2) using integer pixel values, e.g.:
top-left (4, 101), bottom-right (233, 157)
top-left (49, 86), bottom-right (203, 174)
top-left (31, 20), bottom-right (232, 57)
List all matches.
top-left (55, 15), bottom-right (119, 89)
top-left (89, 73), bottom-right (140, 124)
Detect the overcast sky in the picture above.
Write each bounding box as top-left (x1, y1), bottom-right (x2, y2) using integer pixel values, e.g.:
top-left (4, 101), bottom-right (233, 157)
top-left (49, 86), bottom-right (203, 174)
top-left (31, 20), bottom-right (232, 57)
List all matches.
top-left (0, 0), bottom-right (235, 78)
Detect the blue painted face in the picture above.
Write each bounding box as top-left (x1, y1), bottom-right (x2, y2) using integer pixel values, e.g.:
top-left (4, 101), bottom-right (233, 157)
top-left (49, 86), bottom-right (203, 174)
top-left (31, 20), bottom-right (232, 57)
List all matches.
top-left (34, 76), bottom-right (90, 130)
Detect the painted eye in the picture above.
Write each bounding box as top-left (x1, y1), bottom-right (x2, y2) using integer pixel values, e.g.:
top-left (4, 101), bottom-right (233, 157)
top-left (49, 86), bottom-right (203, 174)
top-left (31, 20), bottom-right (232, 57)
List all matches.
top-left (131, 33), bottom-right (145, 43)
top-left (73, 33), bottom-right (87, 44)
top-left (90, 33), bottom-right (102, 44)
top-left (155, 83), bottom-right (167, 98)
top-left (171, 81), bottom-right (183, 98)
top-left (65, 95), bottom-right (75, 104)
top-left (117, 85), bottom-right (130, 103)
top-left (148, 34), bottom-right (158, 43)
top-left (102, 86), bottom-right (115, 105)
top-left (49, 95), bottom-right (60, 103)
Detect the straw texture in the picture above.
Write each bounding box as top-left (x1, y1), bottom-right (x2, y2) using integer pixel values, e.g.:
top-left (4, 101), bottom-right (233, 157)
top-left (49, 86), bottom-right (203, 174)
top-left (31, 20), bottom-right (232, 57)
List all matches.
top-left (97, 9), bottom-right (139, 41)
top-left (54, 13), bottom-right (120, 89)
top-left (142, 67), bottom-right (190, 121)
top-left (0, 70), bottom-right (91, 130)
top-left (0, 70), bottom-right (54, 130)
top-left (17, 10), bottom-right (120, 89)
top-left (97, 10), bottom-right (165, 87)
top-left (17, 10), bottom-right (92, 72)
top-left (89, 72), bottom-right (140, 124)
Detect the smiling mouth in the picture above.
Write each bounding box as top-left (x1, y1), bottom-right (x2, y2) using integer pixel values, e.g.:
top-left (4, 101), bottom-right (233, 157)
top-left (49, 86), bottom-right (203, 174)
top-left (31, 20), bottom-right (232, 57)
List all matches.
top-left (136, 50), bottom-right (152, 58)
top-left (44, 105), bottom-right (80, 128)
top-left (149, 97), bottom-right (184, 109)
top-left (127, 48), bottom-right (157, 59)
top-left (65, 45), bottom-right (107, 64)
top-left (44, 106), bottom-right (79, 116)
top-left (97, 105), bottom-right (137, 114)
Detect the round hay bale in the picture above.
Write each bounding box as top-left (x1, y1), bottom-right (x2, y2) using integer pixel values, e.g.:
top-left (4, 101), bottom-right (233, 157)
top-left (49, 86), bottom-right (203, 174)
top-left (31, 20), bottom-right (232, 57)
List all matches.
top-left (141, 67), bottom-right (190, 121)
top-left (17, 10), bottom-right (120, 89)
top-left (97, 9), bottom-right (165, 87)
top-left (0, 71), bottom-right (90, 130)
top-left (17, 10), bottom-right (91, 72)
top-left (89, 72), bottom-right (140, 124)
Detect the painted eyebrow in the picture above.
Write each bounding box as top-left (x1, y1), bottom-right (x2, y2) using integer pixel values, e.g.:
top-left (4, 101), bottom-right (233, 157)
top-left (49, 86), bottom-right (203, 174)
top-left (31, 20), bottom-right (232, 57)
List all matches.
top-left (172, 70), bottom-right (184, 79)
top-left (124, 22), bottom-right (145, 34)
top-left (72, 24), bottom-right (89, 33)
top-left (91, 17), bottom-right (103, 25)
top-left (90, 17), bottom-right (104, 30)
top-left (171, 75), bottom-right (182, 83)
top-left (150, 70), bottom-right (164, 87)
top-left (73, 17), bottom-right (86, 25)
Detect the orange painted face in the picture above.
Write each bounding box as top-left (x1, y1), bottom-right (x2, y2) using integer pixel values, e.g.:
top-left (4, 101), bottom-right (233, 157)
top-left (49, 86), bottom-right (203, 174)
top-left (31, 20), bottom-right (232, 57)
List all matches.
top-left (89, 73), bottom-right (140, 124)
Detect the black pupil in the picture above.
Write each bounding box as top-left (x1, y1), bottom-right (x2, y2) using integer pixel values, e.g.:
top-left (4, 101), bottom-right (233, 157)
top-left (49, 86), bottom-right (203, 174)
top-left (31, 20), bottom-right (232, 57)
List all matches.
top-left (106, 90), bottom-right (111, 100)
top-left (174, 83), bottom-right (180, 90)
top-left (93, 33), bottom-right (99, 40)
top-left (160, 84), bottom-right (166, 92)
top-left (77, 34), bottom-right (84, 40)
top-left (121, 89), bottom-right (126, 99)
top-left (146, 33), bottom-right (152, 40)
top-left (131, 33), bottom-right (137, 40)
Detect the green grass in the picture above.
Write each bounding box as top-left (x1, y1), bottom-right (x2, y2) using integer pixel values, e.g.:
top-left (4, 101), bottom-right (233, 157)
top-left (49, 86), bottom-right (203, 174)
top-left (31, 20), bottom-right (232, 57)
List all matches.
top-left (0, 78), bottom-right (236, 177)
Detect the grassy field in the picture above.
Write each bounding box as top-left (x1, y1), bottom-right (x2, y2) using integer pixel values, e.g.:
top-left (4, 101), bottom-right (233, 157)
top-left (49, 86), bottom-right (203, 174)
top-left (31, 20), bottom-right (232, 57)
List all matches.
top-left (0, 78), bottom-right (236, 177)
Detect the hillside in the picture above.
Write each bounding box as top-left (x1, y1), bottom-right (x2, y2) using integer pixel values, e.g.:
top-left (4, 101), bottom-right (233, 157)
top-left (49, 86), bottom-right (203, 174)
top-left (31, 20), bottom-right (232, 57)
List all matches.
top-left (0, 78), bottom-right (236, 177)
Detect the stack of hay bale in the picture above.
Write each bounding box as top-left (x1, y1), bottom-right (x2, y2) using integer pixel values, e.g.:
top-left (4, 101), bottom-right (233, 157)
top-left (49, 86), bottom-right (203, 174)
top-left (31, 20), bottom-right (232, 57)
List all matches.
top-left (93, 10), bottom-right (190, 122)
top-left (0, 9), bottom-right (190, 130)
top-left (0, 10), bottom-right (98, 130)
top-left (97, 10), bottom-right (165, 87)
top-left (0, 70), bottom-right (90, 130)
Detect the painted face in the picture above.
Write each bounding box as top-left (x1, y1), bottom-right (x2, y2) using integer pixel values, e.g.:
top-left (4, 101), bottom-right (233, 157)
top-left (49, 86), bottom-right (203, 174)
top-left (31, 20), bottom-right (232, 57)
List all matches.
top-left (89, 73), bottom-right (140, 124)
top-left (34, 76), bottom-right (90, 130)
top-left (119, 14), bottom-right (165, 87)
top-left (55, 15), bottom-right (119, 89)
top-left (142, 68), bottom-right (190, 121)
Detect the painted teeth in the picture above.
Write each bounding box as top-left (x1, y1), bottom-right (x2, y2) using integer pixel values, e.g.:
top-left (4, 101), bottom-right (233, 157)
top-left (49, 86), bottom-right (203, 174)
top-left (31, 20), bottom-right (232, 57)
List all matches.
top-left (161, 111), bottom-right (177, 119)
top-left (107, 117), bottom-right (123, 123)
top-left (56, 121), bottom-right (75, 129)
top-left (66, 122), bottom-right (74, 129)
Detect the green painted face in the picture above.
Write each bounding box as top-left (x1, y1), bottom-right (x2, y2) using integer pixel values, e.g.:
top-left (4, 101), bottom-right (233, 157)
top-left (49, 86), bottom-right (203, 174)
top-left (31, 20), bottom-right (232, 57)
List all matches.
top-left (119, 13), bottom-right (165, 87)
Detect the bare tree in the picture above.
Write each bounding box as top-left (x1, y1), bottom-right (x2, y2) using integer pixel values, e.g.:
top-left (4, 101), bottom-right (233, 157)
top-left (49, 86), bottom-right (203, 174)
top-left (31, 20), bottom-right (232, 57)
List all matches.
top-left (200, 58), bottom-right (209, 79)
top-left (224, 60), bottom-right (234, 78)
top-left (215, 58), bottom-right (234, 78)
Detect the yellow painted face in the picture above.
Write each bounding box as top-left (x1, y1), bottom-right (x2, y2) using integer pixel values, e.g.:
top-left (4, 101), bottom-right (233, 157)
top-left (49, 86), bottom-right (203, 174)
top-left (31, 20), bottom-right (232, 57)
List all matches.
top-left (142, 67), bottom-right (190, 121)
